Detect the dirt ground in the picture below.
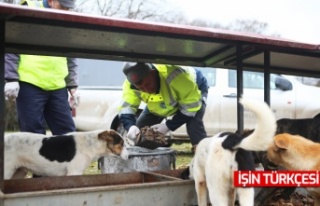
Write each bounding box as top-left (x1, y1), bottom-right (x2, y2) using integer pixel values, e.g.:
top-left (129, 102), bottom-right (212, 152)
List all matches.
top-left (263, 191), bottom-right (314, 206)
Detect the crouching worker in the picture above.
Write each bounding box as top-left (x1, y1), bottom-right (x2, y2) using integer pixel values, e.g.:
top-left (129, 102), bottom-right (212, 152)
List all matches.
top-left (118, 62), bottom-right (208, 150)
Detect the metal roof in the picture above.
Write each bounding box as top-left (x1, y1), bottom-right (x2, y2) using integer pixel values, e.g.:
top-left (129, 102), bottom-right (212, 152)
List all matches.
top-left (1, 3), bottom-right (320, 77)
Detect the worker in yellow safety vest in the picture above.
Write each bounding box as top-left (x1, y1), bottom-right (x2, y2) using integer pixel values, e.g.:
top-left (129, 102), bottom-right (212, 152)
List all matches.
top-left (4, 0), bottom-right (78, 135)
top-left (119, 62), bottom-right (209, 149)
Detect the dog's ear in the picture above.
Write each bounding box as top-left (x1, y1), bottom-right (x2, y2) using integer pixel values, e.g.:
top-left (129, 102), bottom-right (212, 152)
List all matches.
top-left (221, 133), bottom-right (244, 150)
top-left (98, 130), bottom-right (115, 142)
top-left (240, 129), bottom-right (254, 137)
top-left (98, 130), bottom-right (124, 144)
top-left (274, 134), bottom-right (290, 150)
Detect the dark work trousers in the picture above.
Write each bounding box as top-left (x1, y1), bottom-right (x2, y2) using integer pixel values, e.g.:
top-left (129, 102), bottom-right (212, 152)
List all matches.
top-left (136, 100), bottom-right (207, 146)
top-left (16, 82), bottom-right (76, 135)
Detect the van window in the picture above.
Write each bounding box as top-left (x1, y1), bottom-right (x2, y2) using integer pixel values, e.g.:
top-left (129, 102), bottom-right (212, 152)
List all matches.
top-left (197, 67), bottom-right (216, 87)
top-left (77, 59), bottom-right (125, 87)
top-left (228, 70), bottom-right (277, 89)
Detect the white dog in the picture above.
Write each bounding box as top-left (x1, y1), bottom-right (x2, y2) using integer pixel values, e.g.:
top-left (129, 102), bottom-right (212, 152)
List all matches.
top-left (5, 129), bottom-right (129, 179)
top-left (184, 98), bottom-right (276, 206)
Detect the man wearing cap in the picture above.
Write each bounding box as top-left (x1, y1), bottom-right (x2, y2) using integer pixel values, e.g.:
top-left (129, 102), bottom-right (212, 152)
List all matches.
top-left (4, 0), bottom-right (79, 136)
top-left (119, 62), bottom-right (209, 149)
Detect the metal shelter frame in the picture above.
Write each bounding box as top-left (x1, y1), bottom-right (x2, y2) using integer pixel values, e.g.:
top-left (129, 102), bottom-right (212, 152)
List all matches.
top-left (0, 3), bottom-right (320, 195)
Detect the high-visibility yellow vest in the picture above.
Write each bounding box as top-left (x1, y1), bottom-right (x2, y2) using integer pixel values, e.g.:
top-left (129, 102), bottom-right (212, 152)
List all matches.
top-left (120, 64), bottom-right (202, 117)
top-left (18, 0), bottom-right (69, 90)
top-left (18, 55), bottom-right (68, 90)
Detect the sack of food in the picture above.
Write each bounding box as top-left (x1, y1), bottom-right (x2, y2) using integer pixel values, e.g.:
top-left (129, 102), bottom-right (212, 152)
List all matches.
top-left (135, 126), bottom-right (169, 150)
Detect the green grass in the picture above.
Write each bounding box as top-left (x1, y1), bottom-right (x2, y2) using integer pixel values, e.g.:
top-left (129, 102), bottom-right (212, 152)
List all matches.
top-left (171, 142), bottom-right (193, 168)
top-left (84, 161), bottom-right (101, 175)
top-left (84, 142), bottom-right (193, 175)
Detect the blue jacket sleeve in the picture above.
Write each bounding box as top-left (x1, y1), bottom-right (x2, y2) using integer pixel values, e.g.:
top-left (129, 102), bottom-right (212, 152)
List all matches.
top-left (166, 111), bottom-right (193, 131)
top-left (195, 68), bottom-right (209, 98)
top-left (119, 113), bottom-right (136, 131)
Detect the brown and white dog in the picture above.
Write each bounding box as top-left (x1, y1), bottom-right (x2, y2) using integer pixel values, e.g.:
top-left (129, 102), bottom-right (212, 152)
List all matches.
top-left (253, 117), bottom-right (320, 170)
top-left (267, 133), bottom-right (320, 206)
top-left (5, 129), bottom-right (129, 179)
top-left (183, 98), bottom-right (276, 206)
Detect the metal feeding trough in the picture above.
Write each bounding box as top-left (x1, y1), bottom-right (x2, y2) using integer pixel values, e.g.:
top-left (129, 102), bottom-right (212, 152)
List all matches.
top-left (101, 146), bottom-right (176, 173)
top-left (0, 169), bottom-right (197, 206)
top-left (0, 147), bottom-right (195, 206)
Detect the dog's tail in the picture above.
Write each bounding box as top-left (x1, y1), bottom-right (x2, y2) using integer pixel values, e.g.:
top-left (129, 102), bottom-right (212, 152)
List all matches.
top-left (237, 97), bottom-right (276, 151)
top-left (223, 97), bottom-right (276, 151)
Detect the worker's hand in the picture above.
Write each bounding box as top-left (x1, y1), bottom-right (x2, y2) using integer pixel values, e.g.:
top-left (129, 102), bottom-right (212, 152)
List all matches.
top-left (127, 125), bottom-right (140, 140)
top-left (4, 82), bottom-right (20, 100)
top-left (69, 88), bottom-right (80, 108)
top-left (150, 123), bottom-right (170, 135)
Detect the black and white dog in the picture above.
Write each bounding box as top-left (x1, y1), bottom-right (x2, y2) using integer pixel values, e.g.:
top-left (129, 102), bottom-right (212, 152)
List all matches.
top-left (182, 98), bottom-right (276, 206)
top-left (5, 129), bottom-right (129, 179)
